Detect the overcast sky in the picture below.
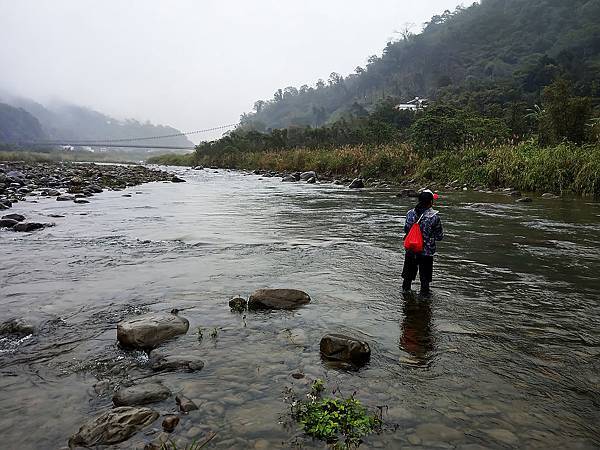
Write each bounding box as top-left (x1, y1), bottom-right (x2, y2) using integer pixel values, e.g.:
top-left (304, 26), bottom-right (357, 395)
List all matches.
top-left (1, 1), bottom-right (466, 141)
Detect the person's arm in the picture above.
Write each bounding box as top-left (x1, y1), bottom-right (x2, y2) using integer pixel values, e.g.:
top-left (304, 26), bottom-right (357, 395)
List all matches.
top-left (404, 211), bottom-right (415, 235)
top-left (434, 215), bottom-right (444, 241)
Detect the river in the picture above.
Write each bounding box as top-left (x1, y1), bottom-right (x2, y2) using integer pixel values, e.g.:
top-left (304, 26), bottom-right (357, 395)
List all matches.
top-left (1, 167), bottom-right (599, 449)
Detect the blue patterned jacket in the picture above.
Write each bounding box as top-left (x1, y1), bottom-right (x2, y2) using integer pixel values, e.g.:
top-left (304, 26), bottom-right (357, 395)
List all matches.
top-left (404, 208), bottom-right (444, 256)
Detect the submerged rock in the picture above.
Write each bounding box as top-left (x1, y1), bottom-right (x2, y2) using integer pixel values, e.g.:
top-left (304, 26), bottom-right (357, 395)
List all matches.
top-left (56, 194), bottom-right (75, 201)
top-left (176, 395), bottom-right (199, 413)
top-left (306, 177), bottom-right (317, 184)
top-left (248, 288), bottom-right (311, 310)
top-left (117, 312), bottom-right (189, 350)
top-left (516, 197), bottom-right (532, 203)
top-left (162, 415), bottom-right (179, 433)
top-left (2, 213), bottom-right (25, 222)
top-left (13, 222), bottom-right (48, 232)
top-left (149, 352), bottom-right (204, 372)
top-left (320, 333), bottom-right (371, 366)
top-left (0, 218), bottom-right (18, 228)
top-left (348, 178), bottom-right (365, 189)
top-left (299, 171), bottom-right (317, 181)
top-left (112, 382), bottom-right (171, 407)
top-left (397, 189), bottom-right (419, 198)
top-left (171, 176), bottom-right (186, 183)
top-left (68, 406), bottom-right (159, 447)
top-left (0, 318), bottom-right (34, 336)
top-left (281, 175), bottom-right (297, 182)
top-left (542, 192), bottom-right (559, 199)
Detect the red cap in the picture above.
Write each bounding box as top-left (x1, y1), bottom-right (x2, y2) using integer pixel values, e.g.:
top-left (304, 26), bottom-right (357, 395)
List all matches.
top-left (433, 193), bottom-right (439, 200)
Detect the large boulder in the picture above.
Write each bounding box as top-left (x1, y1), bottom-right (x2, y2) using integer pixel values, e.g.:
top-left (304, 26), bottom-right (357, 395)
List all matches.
top-left (348, 178), bottom-right (365, 189)
top-left (149, 352), bottom-right (204, 372)
top-left (112, 383), bottom-right (171, 406)
top-left (248, 289), bottom-right (311, 310)
top-left (281, 175), bottom-right (297, 182)
top-left (320, 334), bottom-right (371, 366)
top-left (68, 406), bottom-right (159, 447)
top-left (117, 312), bottom-right (189, 350)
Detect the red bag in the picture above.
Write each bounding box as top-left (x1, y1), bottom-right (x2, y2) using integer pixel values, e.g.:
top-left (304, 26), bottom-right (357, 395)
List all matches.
top-left (404, 215), bottom-right (424, 253)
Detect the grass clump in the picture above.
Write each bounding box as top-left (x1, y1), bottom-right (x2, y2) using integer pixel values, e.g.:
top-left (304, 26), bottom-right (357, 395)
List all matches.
top-left (285, 379), bottom-right (381, 448)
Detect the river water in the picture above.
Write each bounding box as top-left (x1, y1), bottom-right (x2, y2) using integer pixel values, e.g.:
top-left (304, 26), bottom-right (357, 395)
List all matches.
top-left (1, 167), bottom-right (599, 449)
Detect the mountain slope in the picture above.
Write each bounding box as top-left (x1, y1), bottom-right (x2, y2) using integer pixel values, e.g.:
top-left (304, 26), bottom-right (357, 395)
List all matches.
top-left (0, 103), bottom-right (47, 143)
top-left (244, 0), bottom-right (600, 129)
top-left (0, 96), bottom-right (194, 149)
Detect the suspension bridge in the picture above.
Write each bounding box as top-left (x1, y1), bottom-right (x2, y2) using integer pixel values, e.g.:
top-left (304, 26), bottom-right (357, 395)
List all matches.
top-left (7, 123), bottom-right (239, 150)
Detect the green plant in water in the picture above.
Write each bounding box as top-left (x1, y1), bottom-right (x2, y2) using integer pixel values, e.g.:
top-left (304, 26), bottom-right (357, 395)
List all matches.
top-left (286, 381), bottom-right (381, 448)
top-left (210, 327), bottom-right (218, 338)
top-left (196, 327), bottom-right (203, 340)
top-left (159, 433), bottom-right (216, 449)
top-left (312, 378), bottom-right (325, 394)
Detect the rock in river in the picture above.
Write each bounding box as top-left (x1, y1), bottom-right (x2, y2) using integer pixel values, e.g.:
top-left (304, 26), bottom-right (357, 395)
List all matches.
top-left (171, 176), bottom-right (186, 183)
top-left (320, 333), bottom-right (371, 366)
top-left (149, 352), bottom-right (204, 372)
top-left (56, 194), bottom-right (75, 202)
top-left (0, 218), bottom-right (18, 228)
top-left (0, 318), bottom-right (34, 336)
top-left (248, 288), bottom-right (311, 310)
top-left (117, 312), bottom-right (189, 350)
top-left (68, 406), bottom-right (159, 447)
top-left (229, 297), bottom-right (247, 311)
top-left (13, 222), bottom-right (48, 232)
top-left (348, 178), bottom-right (365, 189)
top-left (112, 382), bottom-right (171, 407)
top-left (2, 213), bottom-right (25, 222)
top-left (162, 415), bottom-right (180, 433)
top-left (176, 395), bottom-right (199, 413)
top-left (299, 171), bottom-right (317, 181)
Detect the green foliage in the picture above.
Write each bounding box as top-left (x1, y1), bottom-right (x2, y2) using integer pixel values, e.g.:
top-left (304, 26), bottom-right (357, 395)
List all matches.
top-left (196, 327), bottom-right (203, 340)
top-left (409, 106), bottom-right (510, 156)
top-left (539, 78), bottom-right (592, 144)
top-left (242, 0), bottom-right (600, 131)
top-left (147, 152), bottom-right (194, 166)
top-left (418, 142), bottom-right (600, 196)
top-left (286, 381), bottom-right (381, 448)
top-left (209, 328), bottom-right (218, 339)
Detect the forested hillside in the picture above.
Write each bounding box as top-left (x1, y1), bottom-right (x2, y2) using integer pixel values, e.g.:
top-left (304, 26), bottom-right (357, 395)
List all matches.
top-left (0, 103), bottom-right (46, 143)
top-left (243, 0), bottom-right (600, 130)
top-left (0, 96), bottom-right (193, 149)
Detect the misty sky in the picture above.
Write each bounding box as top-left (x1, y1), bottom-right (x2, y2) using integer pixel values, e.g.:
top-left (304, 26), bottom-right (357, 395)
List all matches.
top-left (1, 1), bottom-right (466, 141)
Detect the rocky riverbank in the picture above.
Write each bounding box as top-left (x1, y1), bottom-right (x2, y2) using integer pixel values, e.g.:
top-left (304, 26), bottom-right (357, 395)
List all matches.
top-left (0, 161), bottom-right (185, 231)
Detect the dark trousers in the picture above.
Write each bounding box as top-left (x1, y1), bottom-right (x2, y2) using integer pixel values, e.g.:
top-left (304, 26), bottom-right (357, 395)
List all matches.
top-left (402, 252), bottom-right (433, 291)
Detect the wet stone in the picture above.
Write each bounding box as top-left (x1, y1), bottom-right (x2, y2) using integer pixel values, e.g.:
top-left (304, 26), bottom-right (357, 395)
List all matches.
top-left (149, 352), bottom-right (204, 372)
top-left (13, 222), bottom-right (47, 232)
top-left (0, 318), bottom-right (34, 336)
top-left (2, 213), bottom-right (25, 222)
top-left (68, 406), bottom-right (159, 447)
top-left (349, 178), bottom-right (365, 189)
top-left (319, 333), bottom-right (371, 366)
top-left (248, 288), bottom-right (311, 310)
top-left (0, 218), bottom-right (18, 228)
top-left (415, 423), bottom-right (464, 442)
top-left (113, 382), bottom-right (171, 406)
top-left (162, 415), bottom-right (179, 433)
top-left (176, 395), bottom-right (199, 413)
top-left (117, 312), bottom-right (189, 350)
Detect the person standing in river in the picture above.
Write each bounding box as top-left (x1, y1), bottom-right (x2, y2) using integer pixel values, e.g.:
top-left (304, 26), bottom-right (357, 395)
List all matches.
top-left (402, 190), bottom-right (444, 295)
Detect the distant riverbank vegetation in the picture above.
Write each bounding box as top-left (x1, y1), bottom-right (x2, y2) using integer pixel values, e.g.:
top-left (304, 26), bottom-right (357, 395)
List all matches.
top-left (0, 147), bottom-right (151, 164)
top-left (150, 0), bottom-right (600, 196)
top-left (149, 78), bottom-right (600, 196)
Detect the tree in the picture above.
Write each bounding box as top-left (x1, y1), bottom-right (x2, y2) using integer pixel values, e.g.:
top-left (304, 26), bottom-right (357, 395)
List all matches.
top-left (540, 78), bottom-right (592, 144)
top-left (274, 89), bottom-right (283, 102)
top-left (253, 100), bottom-right (266, 114)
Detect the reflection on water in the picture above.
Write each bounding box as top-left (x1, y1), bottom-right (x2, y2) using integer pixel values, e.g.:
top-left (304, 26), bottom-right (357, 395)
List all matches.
top-left (400, 294), bottom-right (434, 366)
top-left (0, 167), bottom-right (599, 449)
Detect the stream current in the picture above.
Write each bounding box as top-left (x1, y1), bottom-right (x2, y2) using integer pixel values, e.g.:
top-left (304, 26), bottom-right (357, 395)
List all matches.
top-left (1, 167), bottom-right (599, 449)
